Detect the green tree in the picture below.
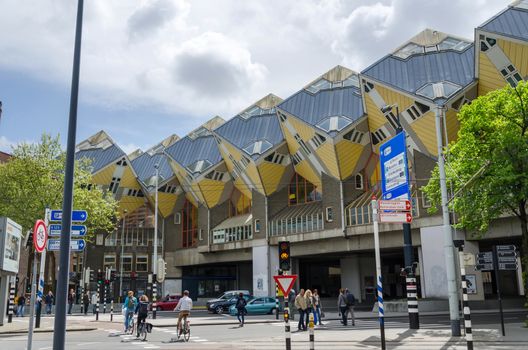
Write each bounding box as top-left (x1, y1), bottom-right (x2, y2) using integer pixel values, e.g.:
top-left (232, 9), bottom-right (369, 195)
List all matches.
top-left (0, 134), bottom-right (118, 238)
top-left (423, 81), bottom-right (528, 292)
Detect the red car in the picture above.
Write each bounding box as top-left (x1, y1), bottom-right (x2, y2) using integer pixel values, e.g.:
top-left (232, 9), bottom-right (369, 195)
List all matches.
top-left (150, 294), bottom-right (181, 311)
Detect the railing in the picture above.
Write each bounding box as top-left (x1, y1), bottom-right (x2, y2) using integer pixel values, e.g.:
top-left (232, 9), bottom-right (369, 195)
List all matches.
top-left (212, 224), bottom-right (253, 244)
top-left (269, 212), bottom-right (324, 236)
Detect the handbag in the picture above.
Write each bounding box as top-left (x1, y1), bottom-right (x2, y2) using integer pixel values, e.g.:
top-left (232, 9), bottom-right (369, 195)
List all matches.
top-left (121, 307), bottom-right (127, 316)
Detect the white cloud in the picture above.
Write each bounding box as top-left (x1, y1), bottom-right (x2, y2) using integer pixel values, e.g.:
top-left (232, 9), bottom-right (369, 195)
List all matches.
top-left (0, 0), bottom-right (510, 129)
top-left (120, 142), bottom-right (142, 155)
top-left (0, 136), bottom-right (16, 153)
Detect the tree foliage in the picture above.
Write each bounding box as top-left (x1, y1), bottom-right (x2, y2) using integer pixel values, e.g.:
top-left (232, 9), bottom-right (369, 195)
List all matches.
top-left (422, 81), bottom-right (528, 290)
top-left (0, 134), bottom-right (118, 238)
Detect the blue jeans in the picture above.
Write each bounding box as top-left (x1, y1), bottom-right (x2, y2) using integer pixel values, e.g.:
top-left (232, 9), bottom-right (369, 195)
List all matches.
top-left (46, 304), bottom-right (52, 314)
top-left (314, 305), bottom-right (321, 324)
top-left (124, 309), bottom-right (134, 330)
top-left (17, 305), bottom-right (25, 316)
top-left (236, 308), bottom-right (245, 324)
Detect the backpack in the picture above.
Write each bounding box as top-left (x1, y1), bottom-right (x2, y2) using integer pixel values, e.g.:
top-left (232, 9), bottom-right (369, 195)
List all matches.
top-left (236, 297), bottom-right (246, 309)
top-left (138, 302), bottom-right (148, 315)
top-left (127, 297), bottom-right (135, 309)
top-left (346, 293), bottom-right (355, 306)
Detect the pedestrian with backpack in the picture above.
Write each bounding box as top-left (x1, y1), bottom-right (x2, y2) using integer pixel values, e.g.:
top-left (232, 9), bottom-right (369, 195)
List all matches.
top-left (135, 295), bottom-right (150, 339)
top-left (345, 288), bottom-right (356, 326)
top-left (235, 292), bottom-right (247, 327)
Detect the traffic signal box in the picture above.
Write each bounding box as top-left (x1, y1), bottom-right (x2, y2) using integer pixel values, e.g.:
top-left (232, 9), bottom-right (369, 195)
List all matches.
top-left (97, 270), bottom-right (103, 284)
top-left (279, 241), bottom-right (291, 271)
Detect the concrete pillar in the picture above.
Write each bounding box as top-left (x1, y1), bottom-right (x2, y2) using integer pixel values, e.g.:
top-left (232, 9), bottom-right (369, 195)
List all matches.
top-left (420, 225), bottom-right (448, 299)
top-left (340, 256), bottom-right (361, 303)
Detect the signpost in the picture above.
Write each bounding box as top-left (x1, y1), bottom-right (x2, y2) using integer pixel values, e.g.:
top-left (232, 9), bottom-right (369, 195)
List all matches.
top-left (48, 224), bottom-right (87, 236)
top-left (273, 274), bottom-right (297, 350)
top-left (49, 210), bottom-right (88, 223)
top-left (379, 132), bottom-right (418, 330)
top-left (474, 245), bottom-right (519, 336)
top-left (47, 239), bottom-right (85, 251)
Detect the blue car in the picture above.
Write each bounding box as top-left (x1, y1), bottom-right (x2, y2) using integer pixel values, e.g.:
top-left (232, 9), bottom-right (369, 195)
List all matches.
top-left (229, 296), bottom-right (282, 315)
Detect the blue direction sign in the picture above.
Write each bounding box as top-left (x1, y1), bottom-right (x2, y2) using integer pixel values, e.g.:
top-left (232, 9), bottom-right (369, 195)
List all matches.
top-left (48, 224), bottom-right (87, 236)
top-left (49, 210), bottom-right (88, 222)
top-left (47, 238), bottom-right (86, 251)
top-left (379, 132), bottom-right (410, 200)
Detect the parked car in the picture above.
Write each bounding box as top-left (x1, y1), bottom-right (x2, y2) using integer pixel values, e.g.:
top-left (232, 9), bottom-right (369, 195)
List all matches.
top-left (150, 294), bottom-right (181, 311)
top-left (206, 290), bottom-right (251, 314)
top-left (229, 296), bottom-right (281, 315)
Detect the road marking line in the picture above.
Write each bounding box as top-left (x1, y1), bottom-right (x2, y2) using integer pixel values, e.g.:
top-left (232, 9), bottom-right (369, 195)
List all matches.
top-left (76, 342), bottom-right (99, 346)
top-left (193, 339), bottom-right (208, 342)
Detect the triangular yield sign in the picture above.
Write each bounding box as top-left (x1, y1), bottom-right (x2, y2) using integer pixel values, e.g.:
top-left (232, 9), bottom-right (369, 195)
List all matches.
top-left (273, 275), bottom-right (297, 296)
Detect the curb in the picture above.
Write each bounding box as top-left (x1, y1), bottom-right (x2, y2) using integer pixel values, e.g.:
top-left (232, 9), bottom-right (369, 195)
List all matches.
top-left (0, 327), bottom-right (97, 336)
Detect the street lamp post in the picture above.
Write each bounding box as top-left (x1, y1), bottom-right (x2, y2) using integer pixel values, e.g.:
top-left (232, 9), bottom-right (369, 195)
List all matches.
top-left (380, 104), bottom-right (419, 330)
top-left (152, 163), bottom-right (159, 319)
top-left (119, 210), bottom-right (127, 303)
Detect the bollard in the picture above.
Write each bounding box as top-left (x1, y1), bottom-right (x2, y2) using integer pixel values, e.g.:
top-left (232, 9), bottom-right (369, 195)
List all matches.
top-left (309, 312), bottom-right (315, 350)
top-left (284, 299), bottom-right (291, 350)
top-left (458, 246), bottom-right (473, 350)
top-left (152, 281), bottom-right (157, 319)
top-left (103, 283), bottom-right (107, 314)
top-left (80, 284), bottom-right (84, 315)
top-left (110, 299), bottom-right (114, 322)
top-left (8, 277), bottom-right (15, 323)
top-left (275, 283), bottom-right (279, 320)
top-left (406, 276), bottom-right (419, 328)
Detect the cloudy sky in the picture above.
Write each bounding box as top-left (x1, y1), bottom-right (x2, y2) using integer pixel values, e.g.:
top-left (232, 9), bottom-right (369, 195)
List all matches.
top-left (0, 0), bottom-right (507, 153)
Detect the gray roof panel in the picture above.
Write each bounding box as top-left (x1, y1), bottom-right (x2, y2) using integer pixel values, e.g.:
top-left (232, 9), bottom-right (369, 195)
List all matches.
top-left (361, 45), bottom-right (475, 101)
top-left (75, 144), bottom-right (125, 174)
top-left (278, 86), bottom-right (364, 129)
top-left (214, 113), bottom-right (283, 156)
top-left (164, 135), bottom-right (222, 170)
top-left (131, 152), bottom-right (174, 188)
top-left (480, 7), bottom-right (528, 41)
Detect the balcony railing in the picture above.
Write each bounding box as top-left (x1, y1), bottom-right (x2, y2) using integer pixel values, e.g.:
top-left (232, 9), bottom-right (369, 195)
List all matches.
top-left (269, 212), bottom-right (324, 236)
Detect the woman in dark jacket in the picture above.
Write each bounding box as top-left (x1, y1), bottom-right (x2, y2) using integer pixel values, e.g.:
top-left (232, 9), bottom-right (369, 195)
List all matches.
top-left (235, 293), bottom-right (247, 327)
top-left (82, 292), bottom-right (90, 315)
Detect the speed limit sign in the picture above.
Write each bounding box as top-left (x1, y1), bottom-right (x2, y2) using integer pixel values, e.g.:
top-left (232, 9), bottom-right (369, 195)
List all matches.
top-left (33, 219), bottom-right (48, 253)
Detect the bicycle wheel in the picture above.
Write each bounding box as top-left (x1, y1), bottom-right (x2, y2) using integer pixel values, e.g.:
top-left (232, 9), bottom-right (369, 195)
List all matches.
top-left (183, 324), bottom-right (190, 342)
top-left (140, 323), bottom-right (147, 341)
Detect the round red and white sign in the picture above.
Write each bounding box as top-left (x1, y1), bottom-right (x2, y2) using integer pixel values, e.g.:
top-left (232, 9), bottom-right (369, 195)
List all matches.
top-left (33, 219), bottom-right (48, 253)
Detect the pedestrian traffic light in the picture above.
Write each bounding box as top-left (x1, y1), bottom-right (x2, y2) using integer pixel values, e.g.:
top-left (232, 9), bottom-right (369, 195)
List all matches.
top-left (278, 241), bottom-right (291, 271)
top-left (89, 269), bottom-right (95, 282)
top-left (97, 270), bottom-right (103, 283)
top-left (110, 270), bottom-right (116, 282)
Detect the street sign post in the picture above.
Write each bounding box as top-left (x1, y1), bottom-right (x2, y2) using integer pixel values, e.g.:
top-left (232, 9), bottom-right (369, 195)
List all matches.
top-left (273, 274), bottom-right (298, 350)
top-left (49, 210), bottom-right (88, 223)
top-left (379, 212), bottom-right (413, 223)
top-left (33, 220), bottom-right (48, 253)
top-left (47, 239), bottom-right (85, 251)
top-left (48, 224), bottom-right (87, 236)
top-left (378, 200), bottom-right (412, 211)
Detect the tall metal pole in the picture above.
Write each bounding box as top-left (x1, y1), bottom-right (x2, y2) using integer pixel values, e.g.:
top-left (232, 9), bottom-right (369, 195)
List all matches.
top-left (435, 106), bottom-right (461, 336)
top-left (152, 164), bottom-right (159, 319)
top-left (372, 198), bottom-right (386, 350)
top-left (53, 1), bottom-right (84, 348)
top-left (27, 253), bottom-right (38, 350)
top-left (119, 212), bottom-right (126, 302)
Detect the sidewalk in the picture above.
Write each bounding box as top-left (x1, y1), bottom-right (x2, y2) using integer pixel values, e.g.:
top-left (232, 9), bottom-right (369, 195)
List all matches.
top-left (0, 315), bottom-right (97, 335)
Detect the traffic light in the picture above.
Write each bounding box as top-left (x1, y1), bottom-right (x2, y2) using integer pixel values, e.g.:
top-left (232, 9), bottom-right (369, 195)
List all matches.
top-left (157, 258), bottom-right (167, 283)
top-left (89, 269), bottom-right (95, 282)
top-left (278, 241), bottom-right (291, 271)
top-left (97, 270), bottom-right (103, 283)
top-left (131, 272), bottom-right (137, 280)
top-left (110, 270), bottom-right (116, 282)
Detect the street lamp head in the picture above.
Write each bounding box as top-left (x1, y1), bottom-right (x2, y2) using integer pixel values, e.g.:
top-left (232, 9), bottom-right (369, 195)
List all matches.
top-left (380, 104), bottom-right (396, 114)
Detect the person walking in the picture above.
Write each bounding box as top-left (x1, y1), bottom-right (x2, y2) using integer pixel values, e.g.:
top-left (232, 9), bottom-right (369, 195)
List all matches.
top-left (294, 289), bottom-right (307, 331)
top-left (91, 291), bottom-right (98, 314)
top-left (16, 293), bottom-right (26, 317)
top-left (313, 289), bottom-right (321, 325)
top-left (67, 288), bottom-right (76, 315)
top-left (45, 291), bottom-right (54, 315)
top-left (337, 289), bottom-right (348, 326)
top-left (304, 289), bottom-right (314, 328)
top-left (235, 292), bottom-right (247, 327)
top-left (82, 291), bottom-right (90, 316)
top-left (345, 288), bottom-right (356, 326)
top-left (123, 291), bottom-right (138, 332)
top-left (288, 289), bottom-right (296, 321)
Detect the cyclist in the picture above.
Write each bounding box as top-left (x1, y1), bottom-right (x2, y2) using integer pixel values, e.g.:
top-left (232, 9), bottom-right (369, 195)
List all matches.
top-left (173, 290), bottom-right (192, 335)
top-left (135, 295), bottom-right (149, 339)
top-left (123, 291), bottom-right (137, 333)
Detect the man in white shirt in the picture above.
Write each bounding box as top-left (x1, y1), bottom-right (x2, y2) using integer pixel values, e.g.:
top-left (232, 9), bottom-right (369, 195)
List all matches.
top-left (173, 290), bottom-right (193, 333)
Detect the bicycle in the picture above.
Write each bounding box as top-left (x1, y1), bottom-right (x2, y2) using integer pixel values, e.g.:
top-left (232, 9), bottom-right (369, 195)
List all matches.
top-left (125, 313), bottom-right (135, 335)
top-left (177, 318), bottom-right (190, 342)
top-left (136, 316), bottom-right (149, 341)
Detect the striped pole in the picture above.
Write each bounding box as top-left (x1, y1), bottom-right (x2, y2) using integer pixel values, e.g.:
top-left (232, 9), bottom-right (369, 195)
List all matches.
top-left (406, 275), bottom-right (419, 328)
top-left (275, 283), bottom-right (279, 320)
top-left (152, 280), bottom-right (157, 319)
top-left (103, 283), bottom-right (107, 314)
top-left (372, 198), bottom-right (386, 350)
top-left (95, 284), bottom-right (100, 321)
top-left (110, 299), bottom-right (114, 322)
top-left (80, 282), bottom-right (84, 315)
top-left (284, 299), bottom-right (291, 350)
top-left (308, 312), bottom-right (315, 350)
top-left (8, 276), bottom-right (15, 322)
top-left (458, 247), bottom-right (473, 350)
